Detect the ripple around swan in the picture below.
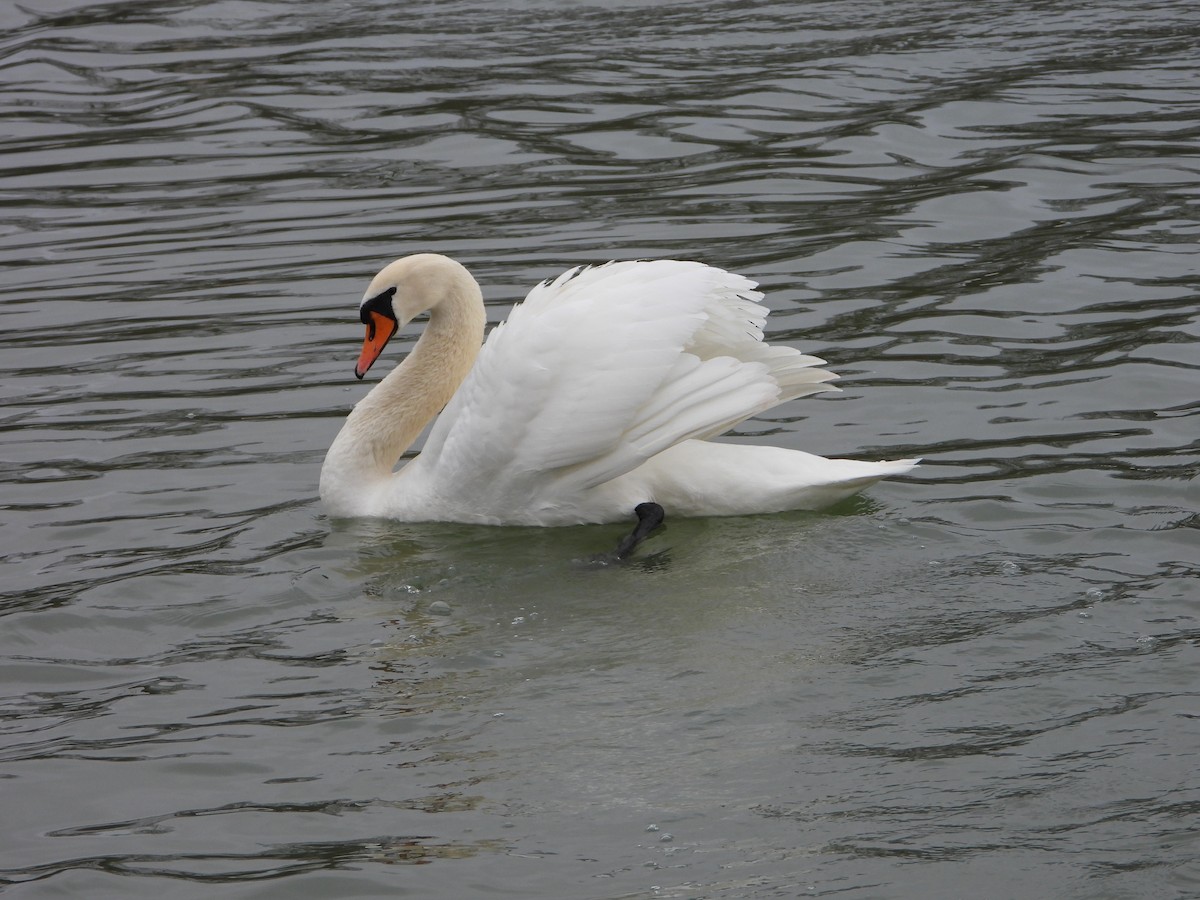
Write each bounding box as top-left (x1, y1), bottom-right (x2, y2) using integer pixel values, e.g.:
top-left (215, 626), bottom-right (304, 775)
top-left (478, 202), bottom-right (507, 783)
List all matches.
top-left (1, 0), bottom-right (1199, 897)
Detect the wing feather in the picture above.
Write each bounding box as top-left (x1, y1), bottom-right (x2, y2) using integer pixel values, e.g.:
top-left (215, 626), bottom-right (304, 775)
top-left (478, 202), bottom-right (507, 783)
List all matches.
top-left (415, 260), bottom-right (836, 508)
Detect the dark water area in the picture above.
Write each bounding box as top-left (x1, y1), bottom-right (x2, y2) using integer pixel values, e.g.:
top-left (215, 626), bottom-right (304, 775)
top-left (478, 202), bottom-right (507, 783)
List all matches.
top-left (1, 0), bottom-right (1198, 897)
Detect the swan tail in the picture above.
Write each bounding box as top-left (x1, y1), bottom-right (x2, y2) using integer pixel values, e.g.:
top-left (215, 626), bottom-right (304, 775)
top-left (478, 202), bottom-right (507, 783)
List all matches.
top-left (640, 444), bottom-right (921, 516)
top-left (771, 456), bottom-right (923, 510)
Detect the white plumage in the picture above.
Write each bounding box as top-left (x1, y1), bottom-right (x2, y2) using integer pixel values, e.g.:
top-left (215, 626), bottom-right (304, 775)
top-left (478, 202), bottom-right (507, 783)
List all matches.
top-left (319, 254), bottom-right (918, 525)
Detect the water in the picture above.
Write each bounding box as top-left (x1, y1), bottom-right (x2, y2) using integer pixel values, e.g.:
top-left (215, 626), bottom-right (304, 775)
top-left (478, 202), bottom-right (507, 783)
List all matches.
top-left (2, 0), bottom-right (1198, 897)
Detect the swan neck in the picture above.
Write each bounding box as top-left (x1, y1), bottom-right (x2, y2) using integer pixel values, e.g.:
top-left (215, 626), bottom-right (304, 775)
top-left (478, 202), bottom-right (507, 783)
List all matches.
top-left (321, 275), bottom-right (485, 511)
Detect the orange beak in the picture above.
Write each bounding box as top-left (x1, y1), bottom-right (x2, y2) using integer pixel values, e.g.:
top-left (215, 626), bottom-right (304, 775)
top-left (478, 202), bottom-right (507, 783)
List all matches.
top-left (355, 310), bottom-right (398, 379)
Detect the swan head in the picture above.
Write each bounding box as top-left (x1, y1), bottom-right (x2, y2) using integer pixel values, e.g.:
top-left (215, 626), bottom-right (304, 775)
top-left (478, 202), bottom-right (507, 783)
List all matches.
top-left (353, 253), bottom-right (478, 379)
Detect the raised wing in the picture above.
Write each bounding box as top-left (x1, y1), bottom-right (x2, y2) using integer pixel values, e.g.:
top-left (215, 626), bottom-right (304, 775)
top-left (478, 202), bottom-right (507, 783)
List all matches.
top-left (411, 260), bottom-right (837, 512)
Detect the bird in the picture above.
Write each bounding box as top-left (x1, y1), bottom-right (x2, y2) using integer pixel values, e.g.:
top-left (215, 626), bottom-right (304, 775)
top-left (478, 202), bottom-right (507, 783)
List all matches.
top-left (320, 253), bottom-right (918, 554)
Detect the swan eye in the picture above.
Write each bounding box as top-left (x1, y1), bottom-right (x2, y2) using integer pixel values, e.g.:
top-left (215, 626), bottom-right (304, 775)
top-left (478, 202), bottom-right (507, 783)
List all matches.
top-left (359, 286), bottom-right (398, 325)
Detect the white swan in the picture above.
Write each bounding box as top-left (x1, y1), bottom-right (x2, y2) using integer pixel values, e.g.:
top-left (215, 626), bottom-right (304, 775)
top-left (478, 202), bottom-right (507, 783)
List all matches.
top-left (320, 253), bottom-right (918, 527)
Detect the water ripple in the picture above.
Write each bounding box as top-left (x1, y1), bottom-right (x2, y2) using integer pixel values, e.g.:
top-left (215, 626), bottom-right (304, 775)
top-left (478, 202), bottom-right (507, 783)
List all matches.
top-left (2, 0), bottom-right (1198, 896)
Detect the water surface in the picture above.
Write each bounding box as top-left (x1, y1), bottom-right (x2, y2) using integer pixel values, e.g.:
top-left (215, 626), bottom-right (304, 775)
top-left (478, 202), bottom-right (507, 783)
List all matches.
top-left (1, 1), bottom-right (1198, 897)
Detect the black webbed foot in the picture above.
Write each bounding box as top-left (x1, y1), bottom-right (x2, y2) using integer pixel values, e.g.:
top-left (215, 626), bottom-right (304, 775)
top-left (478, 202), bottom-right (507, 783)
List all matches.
top-left (574, 503), bottom-right (667, 568)
top-left (612, 502), bottom-right (666, 561)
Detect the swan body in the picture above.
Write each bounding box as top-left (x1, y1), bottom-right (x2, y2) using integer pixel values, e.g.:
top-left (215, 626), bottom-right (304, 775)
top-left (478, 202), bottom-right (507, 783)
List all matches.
top-left (320, 254), bottom-right (918, 525)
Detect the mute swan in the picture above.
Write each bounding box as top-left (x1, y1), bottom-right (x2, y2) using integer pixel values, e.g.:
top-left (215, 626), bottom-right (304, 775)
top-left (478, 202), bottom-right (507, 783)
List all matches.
top-left (320, 254), bottom-right (918, 531)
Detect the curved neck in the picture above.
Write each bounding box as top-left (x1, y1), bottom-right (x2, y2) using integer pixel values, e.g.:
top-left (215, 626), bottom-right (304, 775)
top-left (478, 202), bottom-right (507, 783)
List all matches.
top-left (321, 280), bottom-right (485, 511)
